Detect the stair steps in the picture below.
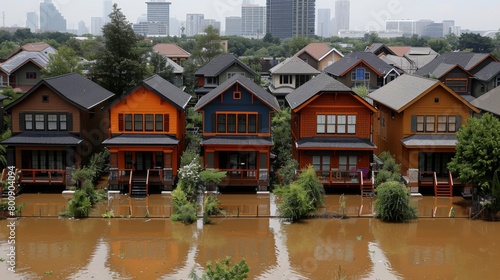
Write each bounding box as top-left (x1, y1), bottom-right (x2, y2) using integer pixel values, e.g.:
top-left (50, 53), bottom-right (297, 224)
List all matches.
top-left (131, 179), bottom-right (148, 197)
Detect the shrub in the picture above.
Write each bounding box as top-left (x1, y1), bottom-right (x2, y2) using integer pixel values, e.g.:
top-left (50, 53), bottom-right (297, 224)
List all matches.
top-left (65, 189), bottom-right (93, 218)
top-left (295, 165), bottom-right (325, 208)
top-left (203, 194), bottom-right (224, 224)
top-left (170, 187), bottom-right (197, 224)
top-left (189, 257), bottom-right (249, 280)
top-left (275, 183), bottom-right (313, 222)
top-left (374, 181), bottom-right (417, 222)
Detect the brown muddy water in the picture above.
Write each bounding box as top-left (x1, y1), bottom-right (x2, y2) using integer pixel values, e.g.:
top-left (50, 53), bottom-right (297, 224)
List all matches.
top-left (0, 193), bottom-right (498, 279)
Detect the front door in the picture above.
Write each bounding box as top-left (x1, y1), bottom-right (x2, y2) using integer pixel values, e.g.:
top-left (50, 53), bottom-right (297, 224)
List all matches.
top-left (135, 152), bottom-right (153, 174)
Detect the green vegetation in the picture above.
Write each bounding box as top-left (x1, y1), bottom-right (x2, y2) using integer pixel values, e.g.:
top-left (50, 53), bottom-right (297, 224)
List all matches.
top-left (42, 45), bottom-right (83, 78)
top-left (375, 151), bottom-right (402, 188)
top-left (203, 195), bottom-right (224, 224)
top-left (170, 186), bottom-right (197, 224)
top-left (271, 107), bottom-right (294, 186)
top-left (275, 166), bottom-right (325, 222)
top-left (374, 181), bottom-right (417, 222)
top-left (189, 257), bottom-right (249, 280)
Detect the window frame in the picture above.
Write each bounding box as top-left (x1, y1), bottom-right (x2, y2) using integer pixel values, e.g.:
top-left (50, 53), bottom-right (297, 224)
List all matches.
top-left (445, 78), bottom-right (468, 93)
top-left (145, 114), bottom-right (154, 131)
top-left (216, 112), bottom-right (258, 134)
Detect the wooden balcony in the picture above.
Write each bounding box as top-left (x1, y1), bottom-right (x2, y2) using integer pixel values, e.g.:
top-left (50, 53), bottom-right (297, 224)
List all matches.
top-left (108, 168), bottom-right (175, 193)
top-left (218, 168), bottom-right (269, 189)
top-left (19, 169), bottom-right (67, 185)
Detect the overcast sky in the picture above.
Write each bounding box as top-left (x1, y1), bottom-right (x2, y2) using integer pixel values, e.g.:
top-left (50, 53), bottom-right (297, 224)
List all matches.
top-left (1, 0), bottom-right (498, 32)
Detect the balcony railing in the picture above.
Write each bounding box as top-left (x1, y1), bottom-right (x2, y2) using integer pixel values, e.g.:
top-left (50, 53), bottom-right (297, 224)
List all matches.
top-left (19, 169), bottom-right (66, 185)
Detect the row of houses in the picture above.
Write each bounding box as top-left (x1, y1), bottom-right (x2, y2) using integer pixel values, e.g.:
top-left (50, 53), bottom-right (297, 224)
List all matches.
top-left (1, 41), bottom-right (499, 197)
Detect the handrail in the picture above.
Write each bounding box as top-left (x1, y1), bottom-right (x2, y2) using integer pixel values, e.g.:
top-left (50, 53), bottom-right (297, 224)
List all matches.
top-left (128, 170), bottom-right (133, 196)
top-left (433, 172), bottom-right (438, 197)
top-left (18, 169), bottom-right (66, 184)
top-left (146, 169), bottom-right (150, 195)
top-left (448, 171), bottom-right (454, 189)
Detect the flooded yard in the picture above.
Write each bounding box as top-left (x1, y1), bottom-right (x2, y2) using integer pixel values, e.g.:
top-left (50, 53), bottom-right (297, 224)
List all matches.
top-left (1, 193), bottom-right (496, 279)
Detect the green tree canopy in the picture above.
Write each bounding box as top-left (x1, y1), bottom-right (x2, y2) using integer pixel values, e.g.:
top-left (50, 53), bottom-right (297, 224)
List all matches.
top-left (42, 46), bottom-right (83, 78)
top-left (90, 3), bottom-right (149, 96)
top-left (191, 25), bottom-right (225, 66)
top-left (458, 33), bottom-right (494, 53)
top-left (448, 113), bottom-right (500, 190)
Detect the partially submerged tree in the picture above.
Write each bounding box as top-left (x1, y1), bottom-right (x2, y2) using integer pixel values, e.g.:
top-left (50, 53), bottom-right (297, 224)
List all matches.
top-left (190, 257), bottom-right (249, 280)
top-left (374, 181), bottom-right (417, 222)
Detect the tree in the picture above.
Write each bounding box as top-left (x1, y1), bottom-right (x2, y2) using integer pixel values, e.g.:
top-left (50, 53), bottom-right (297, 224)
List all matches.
top-left (149, 51), bottom-right (175, 83)
top-left (90, 4), bottom-right (149, 96)
top-left (42, 46), bottom-right (83, 78)
top-left (458, 33), bottom-right (494, 53)
top-left (375, 151), bottom-right (402, 188)
top-left (374, 181), bottom-right (417, 222)
top-left (0, 41), bottom-right (18, 58)
top-left (448, 113), bottom-right (500, 190)
top-left (191, 25), bottom-right (225, 66)
top-left (271, 108), bottom-right (292, 171)
top-left (427, 38), bottom-right (452, 54)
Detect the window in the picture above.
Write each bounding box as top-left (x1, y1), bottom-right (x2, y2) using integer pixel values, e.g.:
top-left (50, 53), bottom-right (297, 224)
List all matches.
top-left (351, 68), bottom-right (369, 81)
top-left (25, 114), bottom-right (33, 130)
top-left (438, 115), bottom-right (457, 132)
top-left (35, 114), bottom-right (45, 130)
top-left (317, 115), bottom-right (326, 133)
top-left (448, 116), bottom-right (457, 132)
top-left (47, 114), bottom-right (58, 131)
top-left (280, 75), bottom-right (292, 84)
top-left (155, 114), bottom-right (163, 131)
top-left (337, 115), bottom-right (346, 134)
top-left (217, 113), bottom-right (258, 134)
top-left (445, 78), bottom-right (467, 93)
top-left (59, 114), bottom-right (67, 130)
top-left (125, 114), bottom-right (133, 131)
top-left (145, 114), bottom-right (154, 131)
top-left (425, 116), bottom-right (435, 132)
top-left (26, 72), bottom-right (37, 79)
top-left (134, 114), bottom-right (143, 131)
top-left (42, 95), bottom-right (49, 102)
top-left (416, 115), bottom-right (425, 132)
top-left (339, 155), bottom-right (357, 172)
top-left (347, 115), bottom-right (356, 134)
top-left (125, 152), bottom-right (133, 169)
top-left (317, 114), bottom-right (355, 134)
top-left (206, 77), bottom-right (218, 85)
top-left (233, 91), bottom-right (241, 100)
top-left (327, 115), bottom-right (336, 133)
top-left (312, 155), bottom-right (330, 175)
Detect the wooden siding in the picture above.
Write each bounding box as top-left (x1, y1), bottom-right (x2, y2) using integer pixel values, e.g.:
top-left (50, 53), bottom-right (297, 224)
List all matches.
top-left (200, 83), bottom-right (274, 136)
top-left (109, 86), bottom-right (181, 139)
top-left (298, 92), bottom-right (372, 139)
top-left (15, 62), bottom-right (42, 89)
top-left (218, 65), bottom-right (254, 84)
top-left (318, 51), bottom-right (342, 71)
top-left (297, 53), bottom-right (319, 70)
top-left (11, 86), bottom-right (81, 133)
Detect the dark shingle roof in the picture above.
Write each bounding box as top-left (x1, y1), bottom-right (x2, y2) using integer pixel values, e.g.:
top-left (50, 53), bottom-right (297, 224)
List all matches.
top-left (201, 136), bottom-right (273, 146)
top-left (141, 74), bottom-right (191, 109)
top-left (102, 134), bottom-right (179, 146)
top-left (1, 132), bottom-right (82, 146)
top-left (475, 62), bottom-right (500, 81)
top-left (471, 86), bottom-right (500, 116)
top-left (286, 73), bottom-right (352, 110)
top-left (401, 134), bottom-right (457, 147)
top-left (194, 75), bottom-right (280, 111)
top-left (296, 137), bottom-right (376, 150)
top-left (323, 52), bottom-right (398, 77)
top-left (415, 52), bottom-right (493, 77)
top-left (5, 73), bottom-right (115, 111)
top-left (195, 54), bottom-right (256, 77)
top-left (368, 74), bottom-right (438, 112)
top-left (269, 56), bottom-right (320, 75)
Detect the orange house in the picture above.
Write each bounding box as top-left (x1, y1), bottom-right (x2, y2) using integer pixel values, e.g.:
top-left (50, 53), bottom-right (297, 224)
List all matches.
top-left (103, 75), bottom-right (191, 195)
top-left (369, 74), bottom-right (479, 194)
top-left (286, 73), bottom-right (377, 194)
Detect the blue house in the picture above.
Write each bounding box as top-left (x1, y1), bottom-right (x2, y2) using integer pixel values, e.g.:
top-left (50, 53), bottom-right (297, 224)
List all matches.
top-left (194, 75), bottom-right (280, 191)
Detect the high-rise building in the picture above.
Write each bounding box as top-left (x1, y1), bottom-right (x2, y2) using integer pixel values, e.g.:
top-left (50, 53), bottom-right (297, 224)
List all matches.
top-left (103, 0), bottom-right (113, 24)
top-left (170, 17), bottom-right (181, 37)
top-left (202, 19), bottom-right (221, 32)
top-left (91, 17), bottom-right (103, 36)
top-left (26, 12), bottom-right (38, 33)
top-left (40, 0), bottom-right (67, 32)
top-left (186, 14), bottom-right (204, 36)
top-left (317, 8), bottom-right (331, 37)
top-left (77, 20), bottom-right (88, 36)
top-left (241, 4), bottom-right (266, 38)
top-left (225, 17), bottom-right (242, 36)
top-left (442, 20), bottom-right (455, 36)
top-left (416, 19), bottom-right (434, 37)
top-left (386, 19), bottom-right (416, 35)
top-left (266, 0), bottom-right (315, 39)
top-left (423, 22), bottom-right (444, 38)
top-left (132, 1), bottom-right (171, 36)
top-left (333, 0), bottom-right (349, 36)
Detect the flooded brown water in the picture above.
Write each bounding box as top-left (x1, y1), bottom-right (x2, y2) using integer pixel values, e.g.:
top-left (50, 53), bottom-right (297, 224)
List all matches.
top-left (1, 194), bottom-right (497, 279)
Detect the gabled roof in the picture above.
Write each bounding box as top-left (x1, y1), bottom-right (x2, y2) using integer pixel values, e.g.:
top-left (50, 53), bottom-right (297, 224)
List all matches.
top-left (286, 73), bottom-right (351, 110)
top-left (195, 54), bottom-right (256, 77)
top-left (295, 43), bottom-right (344, 61)
top-left (152, 43), bottom-right (191, 58)
top-left (194, 75), bottom-right (279, 111)
top-left (5, 73), bottom-right (115, 111)
top-left (388, 46), bottom-right (411, 57)
top-left (323, 52), bottom-right (399, 77)
top-left (415, 52), bottom-right (497, 76)
top-left (368, 74), bottom-right (479, 113)
top-left (471, 86), bottom-right (500, 116)
top-left (365, 43), bottom-right (396, 56)
top-left (114, 74), bottom-right (191, 110)
top-left (3, 42), bottom-right (53, 60)
top-left (269, 56), bottom-right (320, 75)
top-left (0, 50), bottom-right (52, 75)
top-left (474, 62), bottom-right (500, 81)
top-left (166, 57), bottom-right (184, 74)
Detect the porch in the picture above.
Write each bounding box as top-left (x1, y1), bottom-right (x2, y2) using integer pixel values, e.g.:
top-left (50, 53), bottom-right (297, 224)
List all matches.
top-left (304, 169), bottom-right (374, 196)
top-left (108, 168), bottom-right (175, 195)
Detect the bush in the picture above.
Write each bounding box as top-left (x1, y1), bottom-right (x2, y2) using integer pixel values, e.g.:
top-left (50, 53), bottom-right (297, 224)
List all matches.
top-left (275, 183), bottom-right (313, 222)
top-left (203, 194), bottom-right (224, 224)
top-left (295, 165), bottom-right (325, 208)
top-left (374, 181), bottom-right (417, 222)
top-left (170, 187), bottom-right (197, 224)
top-left (189, 257), bottom-right (249, 280)
top-left (375, 152), bottom-right (402, 187)
top-left (65, 189), bottom-right (93, 218)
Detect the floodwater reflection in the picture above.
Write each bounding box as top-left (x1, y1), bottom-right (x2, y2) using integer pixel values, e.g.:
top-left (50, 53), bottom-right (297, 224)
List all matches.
top-left (0, 193), bottom-right (496, 279)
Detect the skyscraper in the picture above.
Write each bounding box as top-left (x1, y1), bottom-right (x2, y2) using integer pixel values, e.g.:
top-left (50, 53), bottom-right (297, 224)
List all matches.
top-left (103, 0), bottom-right (113, 24)
top-left (241, 4), bottom-right (266, 38)
top-left (40, 0), bottom-right (67, 32)
top-left (317, 8), bottom-right (331, 38)
top-left (132, 1), bottom-right (171, 37)
top-left (91, 17), bottom-right (104, 36)
top-left (333, 0), bottom-right (349, 36)
top-left (186, 14), bottom-right (204, 36)
top-left (225, 17), bottom-right (242, 36)
top-left (26, 12), bottom-right (38, 33)
top-left (266, 0), bottom-right (315, 39)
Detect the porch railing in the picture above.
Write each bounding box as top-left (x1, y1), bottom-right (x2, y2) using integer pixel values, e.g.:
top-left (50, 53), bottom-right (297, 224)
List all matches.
top-left (19, 169), bottom-right (66, 185)
top-left (219, 168), bottom-right (258, 179)
top-left (146, 169), bottom-right (164, 194)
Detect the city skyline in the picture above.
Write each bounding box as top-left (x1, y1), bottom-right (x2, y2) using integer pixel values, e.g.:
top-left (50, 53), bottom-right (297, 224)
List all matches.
top-left (0, 0), bottom-right (498, 34)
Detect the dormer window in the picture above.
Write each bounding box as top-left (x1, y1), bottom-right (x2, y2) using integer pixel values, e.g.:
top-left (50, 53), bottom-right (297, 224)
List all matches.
top-left (351, 68), bottom-right (369, 81)
top-left (280, 75), bottom-right (292, 85)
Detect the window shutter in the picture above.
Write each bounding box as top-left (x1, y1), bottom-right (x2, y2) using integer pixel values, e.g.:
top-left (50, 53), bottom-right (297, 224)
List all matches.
top-left (19, 113), bottom-right (25, 131)
top-left (118, 114), bottom-right (124, 131)
top-left (411, 115), bottom-right (417, 132)
top-left (67, 113), bottom-right (73, 131)
top-left (163, 114), bottom-right (169, 132)
top-left (212, 114), bottom-right (216, 133)
top-left (456, 115), bottom-right (462, 131)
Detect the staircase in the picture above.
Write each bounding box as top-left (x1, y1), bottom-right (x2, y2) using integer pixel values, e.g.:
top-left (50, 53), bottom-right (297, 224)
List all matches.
top-left (360, 171), bottom-right (375, 197)
top-left (434, 172), bottom-right (453, 197)
top-left (130, 179), bottom-right (148, 197)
